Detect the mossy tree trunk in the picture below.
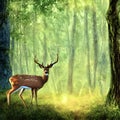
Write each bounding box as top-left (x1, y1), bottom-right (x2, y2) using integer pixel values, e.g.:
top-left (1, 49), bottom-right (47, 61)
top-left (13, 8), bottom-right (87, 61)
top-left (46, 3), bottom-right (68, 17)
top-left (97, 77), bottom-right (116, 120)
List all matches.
top-left (0, 0), bottom-right (12, 89)
top-left (106, 0), bottom-right (120, 107)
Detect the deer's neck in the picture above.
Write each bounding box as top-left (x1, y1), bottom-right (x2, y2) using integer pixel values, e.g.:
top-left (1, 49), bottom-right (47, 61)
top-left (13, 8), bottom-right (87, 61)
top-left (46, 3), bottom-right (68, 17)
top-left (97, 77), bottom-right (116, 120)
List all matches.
top-left (42, 73), bottom-right (49, 83)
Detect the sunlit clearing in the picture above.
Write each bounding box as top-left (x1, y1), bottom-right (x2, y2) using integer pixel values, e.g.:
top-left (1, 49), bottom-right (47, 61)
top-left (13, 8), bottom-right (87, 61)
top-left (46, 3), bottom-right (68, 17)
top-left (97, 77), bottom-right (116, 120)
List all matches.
top-left (12, 89), bottom-right (105, 113)
top-left (61, 94), bottom-right (68, 104)
top-left (31, 91), bottom-right (104, 112)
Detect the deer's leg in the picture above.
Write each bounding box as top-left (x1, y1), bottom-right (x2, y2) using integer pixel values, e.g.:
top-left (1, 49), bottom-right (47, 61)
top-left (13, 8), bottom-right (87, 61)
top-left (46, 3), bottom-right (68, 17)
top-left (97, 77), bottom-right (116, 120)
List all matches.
top-left (30, 88), bottom-right (34, 104)
top-left (19, 88), bottom-right (26, 107)
top-left (34, 89), bottom-right (38, 105)
top-left (7, 86), bottom-right (19, 105)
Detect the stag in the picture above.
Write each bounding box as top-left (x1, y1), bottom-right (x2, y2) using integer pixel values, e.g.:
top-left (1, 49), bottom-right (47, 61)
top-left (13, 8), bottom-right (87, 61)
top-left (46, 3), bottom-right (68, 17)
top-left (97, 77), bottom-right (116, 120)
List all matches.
top-left (7, 54), bottom-right (58, 107)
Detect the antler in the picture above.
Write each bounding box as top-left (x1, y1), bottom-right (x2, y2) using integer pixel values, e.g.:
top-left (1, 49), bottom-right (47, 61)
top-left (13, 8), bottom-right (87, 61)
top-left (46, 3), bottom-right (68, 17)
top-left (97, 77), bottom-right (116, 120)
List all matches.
top-left (47, 54), bottom-right (58, 68)
top-left (34, 56), bottom-right (44, 68)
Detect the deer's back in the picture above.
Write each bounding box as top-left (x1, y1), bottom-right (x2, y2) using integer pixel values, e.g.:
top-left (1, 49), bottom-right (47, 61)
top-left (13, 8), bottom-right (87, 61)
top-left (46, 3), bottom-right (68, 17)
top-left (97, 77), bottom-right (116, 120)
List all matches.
top-left (9, 75), bottom-right (43, 88)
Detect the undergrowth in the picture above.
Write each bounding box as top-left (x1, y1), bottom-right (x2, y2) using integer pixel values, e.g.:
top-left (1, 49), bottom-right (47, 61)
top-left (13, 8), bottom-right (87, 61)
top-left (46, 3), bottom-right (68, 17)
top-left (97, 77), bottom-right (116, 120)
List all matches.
top-left (0, 91), bottom-right (120, 120)
top-left (86, 105), bottom-right (120, 120)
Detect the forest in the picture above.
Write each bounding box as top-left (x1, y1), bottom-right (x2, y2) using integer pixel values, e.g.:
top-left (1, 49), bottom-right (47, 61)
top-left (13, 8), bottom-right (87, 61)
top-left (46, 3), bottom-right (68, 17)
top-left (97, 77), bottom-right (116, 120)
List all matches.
top-left (0, 0), bottom-right (120, 120)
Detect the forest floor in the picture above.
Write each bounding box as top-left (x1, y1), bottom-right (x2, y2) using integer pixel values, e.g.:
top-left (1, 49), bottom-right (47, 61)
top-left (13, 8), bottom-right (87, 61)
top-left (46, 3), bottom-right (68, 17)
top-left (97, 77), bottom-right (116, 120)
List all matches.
top-left (0, 90), bottom-right (120, 120)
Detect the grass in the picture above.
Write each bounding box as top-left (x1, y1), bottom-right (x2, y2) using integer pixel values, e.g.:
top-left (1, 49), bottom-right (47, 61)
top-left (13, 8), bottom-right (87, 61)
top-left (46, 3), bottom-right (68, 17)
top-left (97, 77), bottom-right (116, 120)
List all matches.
top-left (0, 90), bottom-right (120, 120)
top-left (86, 105), bottom-right (120, 120)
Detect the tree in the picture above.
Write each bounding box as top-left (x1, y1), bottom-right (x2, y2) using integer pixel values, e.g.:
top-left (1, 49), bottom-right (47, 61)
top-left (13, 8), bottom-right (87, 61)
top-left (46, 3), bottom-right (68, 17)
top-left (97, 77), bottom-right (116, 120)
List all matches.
top-left (0, 0), bottom-right (12, 89)
top-left (106, 0), bottom-right (120, 107)
top-left (67, 0), bottom-right (77, 93)
top-left (84, 6), bottom-right (92, 89)
top-left (42, 16), bottom-right (48, 65)
top-left (92, 3), bottom-right (98, 89)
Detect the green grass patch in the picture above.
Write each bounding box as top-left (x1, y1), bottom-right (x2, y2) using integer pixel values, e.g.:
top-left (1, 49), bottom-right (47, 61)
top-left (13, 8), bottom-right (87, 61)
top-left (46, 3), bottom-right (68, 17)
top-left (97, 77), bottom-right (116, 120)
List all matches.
top-left (86, 105), bottom-right (120, 120)
top-left (0, 91), bottom-right (120, 120)
top-left (0, 105), bottom-right (73, 120)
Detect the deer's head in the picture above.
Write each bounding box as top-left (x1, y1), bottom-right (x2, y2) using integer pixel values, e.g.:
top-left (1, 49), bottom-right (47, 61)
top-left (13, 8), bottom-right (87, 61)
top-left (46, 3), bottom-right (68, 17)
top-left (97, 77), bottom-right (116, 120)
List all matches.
top-left (34, 54), bottom-right (58, 75)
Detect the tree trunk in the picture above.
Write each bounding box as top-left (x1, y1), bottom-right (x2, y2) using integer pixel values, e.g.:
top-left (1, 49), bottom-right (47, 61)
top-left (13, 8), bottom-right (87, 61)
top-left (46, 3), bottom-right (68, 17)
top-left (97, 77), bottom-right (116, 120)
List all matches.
top-left (32, 11), bottom-right (37, 73)
top-left (43, 17), bottom-right (47, 65)
top-left (106, 0), bottom-right (120, 107)
top-left (0, 0), bottom-right (12, 89)
top-left (84, 6), bottom-right (92, 89)
top-left (67, 0), bottom-right (77, 93)
top-left (92, 9), bottom-right (98, 89)
top-left (19, 40), bottom-right (24, 74)
top-left (23, 39), bottom-right (29, 73)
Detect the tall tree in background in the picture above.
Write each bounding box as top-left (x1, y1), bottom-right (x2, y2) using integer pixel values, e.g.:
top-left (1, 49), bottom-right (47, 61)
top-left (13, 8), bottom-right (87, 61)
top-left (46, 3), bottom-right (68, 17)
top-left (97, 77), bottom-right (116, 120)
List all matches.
top-left (32, 10), bottom-right (37, 73)
top-left (0, 0), bottom-right (12, 89)
top-left (92, 2), bottom-right (98, 89)
top-left (84, 6), bottom-right (92, 89)
top-left (43, 17), bottom-right (47, 64)
top-left (106, 0), bottom-right (120, 107)
top-left (67, 0), bottom-right (77, 93)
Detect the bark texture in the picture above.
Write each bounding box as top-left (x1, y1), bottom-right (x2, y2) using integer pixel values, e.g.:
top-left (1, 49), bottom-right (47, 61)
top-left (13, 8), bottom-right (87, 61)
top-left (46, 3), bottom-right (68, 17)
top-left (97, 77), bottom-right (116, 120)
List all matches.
top-left (106, 0), bottom-right (120, 107)
top-left (0, 0), bottom-right (12, 89)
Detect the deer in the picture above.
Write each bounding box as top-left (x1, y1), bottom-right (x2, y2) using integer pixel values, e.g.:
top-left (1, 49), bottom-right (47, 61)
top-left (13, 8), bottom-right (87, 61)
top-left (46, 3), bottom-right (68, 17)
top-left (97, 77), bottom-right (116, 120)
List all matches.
top-left (7, 54), bottom-right (58, 107)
